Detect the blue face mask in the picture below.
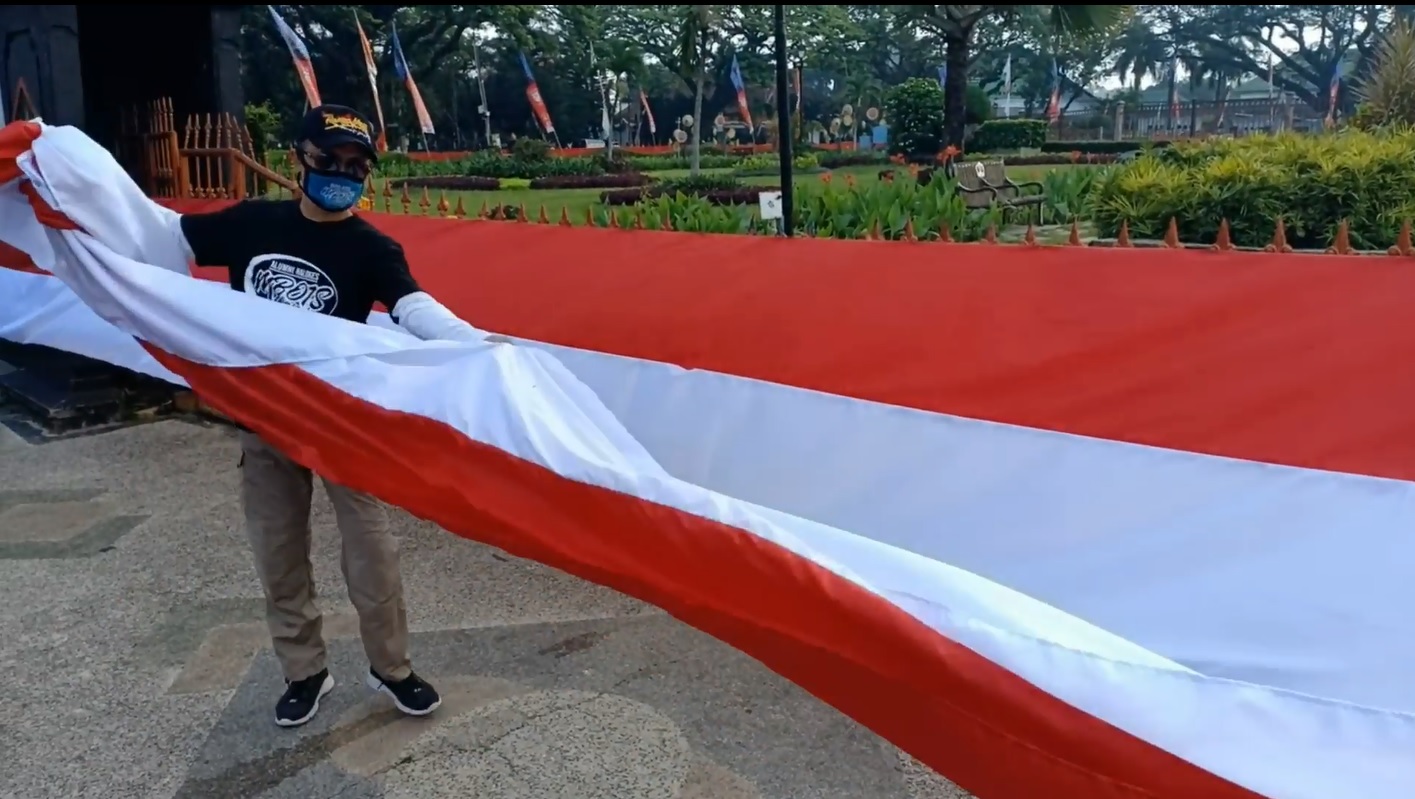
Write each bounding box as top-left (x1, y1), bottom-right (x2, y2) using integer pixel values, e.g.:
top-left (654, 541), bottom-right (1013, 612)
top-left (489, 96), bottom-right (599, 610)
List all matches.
top-left (302, 169), bottom-right (365, 212)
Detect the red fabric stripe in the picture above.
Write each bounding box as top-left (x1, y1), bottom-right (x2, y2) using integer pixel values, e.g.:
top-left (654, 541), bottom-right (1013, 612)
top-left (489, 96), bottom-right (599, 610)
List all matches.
top-left (161, 202), bottom-right (1415, 482)
top-left (0, 239), bottom-right (47, 275)
top-left (141, 344), bottom-right (1265, 799)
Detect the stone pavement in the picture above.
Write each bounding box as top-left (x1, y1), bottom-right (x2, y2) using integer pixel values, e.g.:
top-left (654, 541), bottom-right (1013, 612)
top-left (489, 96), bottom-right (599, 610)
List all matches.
top-left (0, 418), bottom-right (972, 799)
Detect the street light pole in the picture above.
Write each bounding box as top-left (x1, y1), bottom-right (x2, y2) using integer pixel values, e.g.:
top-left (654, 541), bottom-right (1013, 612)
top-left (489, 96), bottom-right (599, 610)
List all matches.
top-left (772, 4), bottom-right (795, 237)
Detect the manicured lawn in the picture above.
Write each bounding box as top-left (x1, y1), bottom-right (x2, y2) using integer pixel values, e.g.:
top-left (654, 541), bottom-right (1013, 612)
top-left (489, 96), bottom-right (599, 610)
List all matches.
top-left (368, 163), bottom-right (1083, 221)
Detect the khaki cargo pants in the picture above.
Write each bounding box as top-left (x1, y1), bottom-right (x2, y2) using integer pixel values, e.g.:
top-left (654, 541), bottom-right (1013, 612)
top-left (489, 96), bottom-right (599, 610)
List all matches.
top-left (238, 431), bottom-right (412, 683)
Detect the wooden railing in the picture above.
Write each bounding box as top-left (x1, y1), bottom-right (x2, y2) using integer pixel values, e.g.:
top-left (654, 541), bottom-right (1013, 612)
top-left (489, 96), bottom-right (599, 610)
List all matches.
top-left (120, 99), bottom-right (298, 202)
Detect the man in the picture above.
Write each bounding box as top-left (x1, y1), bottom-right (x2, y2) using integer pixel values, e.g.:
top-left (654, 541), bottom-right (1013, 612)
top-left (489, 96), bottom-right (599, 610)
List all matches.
top-left (173, 104), bottom-right (503, 727)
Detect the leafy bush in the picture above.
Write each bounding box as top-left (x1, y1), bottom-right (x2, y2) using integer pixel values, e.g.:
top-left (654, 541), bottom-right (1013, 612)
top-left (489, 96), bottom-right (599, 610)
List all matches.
top-left (1004, 153), bottom-right (1120, 166)
top-left (1039, 140), bottom-right (1163, 154)
top-left (968, 120), bottom-right (1048, 152)
top-left (735, 154), bottom-right (778, 172)
top-left (625, 152), bottom-right (741, 171)
top-left (600, 187), bottom-right (770, 207)
top-left (243, 102), bottom-right (284, 160)
top-left (657, 173), bottom-right (745, 194)
top-left (512, 138), bottom-right (552, 162)
top-left (1090, 129), bottom-right (1415, 249)
top-left (603, 168), bottom-right (1005, 240)
top-left (885, 78), bottom-right (946, 157)
top-left (797, 170), bottom-right (1001, 240)
top-left (1039, 166), bottom-right (1106, 222)
top-left (964, 84), bottom-right (994, 125)
top-left (1353, 17), bottom-right (1415, 130)
top-left (731, 152), bottom-right (826, 177)
top-left (795, 153), bottom-right (821, 169)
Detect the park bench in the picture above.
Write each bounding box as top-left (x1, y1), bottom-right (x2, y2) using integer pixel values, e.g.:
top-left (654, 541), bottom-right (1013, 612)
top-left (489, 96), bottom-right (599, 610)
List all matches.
top-left (953, 159), bottom-right (1045, 222)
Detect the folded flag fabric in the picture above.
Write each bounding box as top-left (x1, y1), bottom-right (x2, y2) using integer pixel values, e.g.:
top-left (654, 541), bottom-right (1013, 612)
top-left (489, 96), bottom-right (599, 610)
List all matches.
top-left (3, 121), bottom-right (1415, 799)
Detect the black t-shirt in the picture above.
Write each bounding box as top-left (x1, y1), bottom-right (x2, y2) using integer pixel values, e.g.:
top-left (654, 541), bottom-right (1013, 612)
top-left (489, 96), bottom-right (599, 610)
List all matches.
top-left (180, 200), bottom-right (420, 322)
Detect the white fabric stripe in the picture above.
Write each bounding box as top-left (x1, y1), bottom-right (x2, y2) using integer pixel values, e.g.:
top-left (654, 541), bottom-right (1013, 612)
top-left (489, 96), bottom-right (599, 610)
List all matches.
top-left (542, 342), bottom-right (1415, 713)
top-left (6, 124), bottom-right (1415, 798)
top-left (0, 269), bottom-right (186, 385)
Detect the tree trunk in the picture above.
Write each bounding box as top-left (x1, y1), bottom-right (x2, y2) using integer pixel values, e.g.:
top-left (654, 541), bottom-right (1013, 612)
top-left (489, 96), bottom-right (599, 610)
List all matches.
top-left (691, 68), bottom-right (705, 175)
top-left (943, 32), bottom-right (971, 150)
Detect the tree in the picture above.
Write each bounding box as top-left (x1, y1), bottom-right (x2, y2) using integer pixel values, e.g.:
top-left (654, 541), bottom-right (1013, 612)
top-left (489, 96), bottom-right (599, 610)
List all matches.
top-left (1168, 5), bottom-right (1393, 113)
top-left (899, 5), bottom-right (1130, 148)
top-left (1353, 17), bottom-right (1415, 129)
top-left (677, 5), bottom-right (721, 174)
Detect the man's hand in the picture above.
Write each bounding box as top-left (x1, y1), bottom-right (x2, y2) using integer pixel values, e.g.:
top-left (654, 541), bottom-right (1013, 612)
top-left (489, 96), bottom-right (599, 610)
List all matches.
top-left (484, 334), bottom-right (515, 345)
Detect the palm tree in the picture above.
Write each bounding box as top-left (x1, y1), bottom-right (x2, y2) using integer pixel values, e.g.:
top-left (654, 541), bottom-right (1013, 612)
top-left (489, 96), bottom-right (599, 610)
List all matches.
top-left (902, 5), bottom-right (1131, 148)
top-left (601, 41), bottom-right (648, 144)
top-left (1112, 17), bottom-right (1169, 91)
top-left (675, 4), bottom-right (720, 175)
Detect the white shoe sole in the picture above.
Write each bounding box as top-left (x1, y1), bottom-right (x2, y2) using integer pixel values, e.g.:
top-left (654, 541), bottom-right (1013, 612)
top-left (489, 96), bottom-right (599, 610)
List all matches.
top-left (366, 672), bottom-right (442, 716)
top-left (275, 673), bottom-right (334, 727)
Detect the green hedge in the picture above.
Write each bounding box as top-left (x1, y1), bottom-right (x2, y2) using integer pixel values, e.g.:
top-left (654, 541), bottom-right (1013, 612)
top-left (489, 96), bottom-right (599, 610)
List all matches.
top-left (1090, 129), bottom-right (1415, 249)
top-left (1039, 140), bottom-right (1167, 154)
top-left (968, 119), bottom-right (1048, 152)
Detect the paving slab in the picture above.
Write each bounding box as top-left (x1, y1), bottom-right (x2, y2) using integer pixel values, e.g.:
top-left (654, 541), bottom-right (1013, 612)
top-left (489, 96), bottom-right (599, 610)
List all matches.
top-left (0, 418), bottom-right (970, 799)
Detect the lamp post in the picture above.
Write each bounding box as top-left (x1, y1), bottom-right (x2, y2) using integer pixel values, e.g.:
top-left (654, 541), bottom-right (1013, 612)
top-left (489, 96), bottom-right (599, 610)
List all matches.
top-left (772, 4), bottom-right (794, 237)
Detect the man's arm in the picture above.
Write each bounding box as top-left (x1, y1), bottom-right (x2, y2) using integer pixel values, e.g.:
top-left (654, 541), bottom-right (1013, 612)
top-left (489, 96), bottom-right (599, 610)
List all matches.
top-left (159, 201), bottom-right (251, 266)
top-left (371, 237), bottom-right (512, 344)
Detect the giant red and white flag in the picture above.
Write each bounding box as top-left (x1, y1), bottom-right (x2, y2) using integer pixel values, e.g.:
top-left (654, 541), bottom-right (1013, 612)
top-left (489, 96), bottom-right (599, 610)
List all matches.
top-left (3, 121), bottom-right (1415, 799)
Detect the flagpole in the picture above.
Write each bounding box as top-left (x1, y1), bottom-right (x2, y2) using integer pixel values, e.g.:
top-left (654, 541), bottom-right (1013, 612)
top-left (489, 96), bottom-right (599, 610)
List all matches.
top-left (1003, 55), bottom-right (1011, 119)
top-left (473, 39), bottom-right (491, 148)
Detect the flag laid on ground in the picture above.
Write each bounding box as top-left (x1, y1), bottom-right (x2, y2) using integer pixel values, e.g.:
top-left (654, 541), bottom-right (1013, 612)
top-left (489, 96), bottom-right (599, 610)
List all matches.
top-left (517, 53), bottom-right (556, 136)
top-left (5, 120), bottom-right (1415, 799)
top-left (352, 12), bottom-right (388, 151)
top-left (729, 54), bottom-right (753, 130)
top-left (267, 5), bottom-right (321, 108)
top-left (389, 23), bottom-right (435, 137)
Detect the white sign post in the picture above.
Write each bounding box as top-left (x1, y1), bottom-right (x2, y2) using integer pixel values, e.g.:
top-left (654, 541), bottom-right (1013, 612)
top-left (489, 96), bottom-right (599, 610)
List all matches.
top-left (759, 190), bottom-right (784, 235)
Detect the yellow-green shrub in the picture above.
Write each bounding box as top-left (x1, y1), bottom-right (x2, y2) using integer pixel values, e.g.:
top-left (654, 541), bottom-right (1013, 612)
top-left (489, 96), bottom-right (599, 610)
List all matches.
top-left (1090, 129), bottom-right (1415, 249)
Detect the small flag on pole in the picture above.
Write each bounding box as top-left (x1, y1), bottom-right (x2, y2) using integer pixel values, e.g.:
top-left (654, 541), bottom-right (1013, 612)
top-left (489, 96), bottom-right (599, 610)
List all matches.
top-left (1046, 59), bottom-right (1061, 124)
top-left (1002, 55), bottom-right (1012, 118)
top-left (729, 54), bottom-right (753, 129)
top-left (1168, 58), bottom-right (1180, 125)
top-left (352, 13), bottom-right (387, 151)
top-left (390, 23), bottom-right (435, 137)
top-left (267, 6), bottom-right (321, 108)
top-left (639, 89), bottom-right (657, 136)
top-left (518, 52), bottom-right (557, 136)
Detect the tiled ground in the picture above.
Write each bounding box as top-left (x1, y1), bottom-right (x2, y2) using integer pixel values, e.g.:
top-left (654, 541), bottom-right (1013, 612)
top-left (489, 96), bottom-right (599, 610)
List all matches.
top-left (0, 418), bottom-right (971, 799)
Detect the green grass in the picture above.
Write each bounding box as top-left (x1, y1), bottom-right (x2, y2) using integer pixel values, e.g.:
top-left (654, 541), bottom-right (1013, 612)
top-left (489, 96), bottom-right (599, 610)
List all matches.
top-left (367, 163), bottom-right (1082, 220)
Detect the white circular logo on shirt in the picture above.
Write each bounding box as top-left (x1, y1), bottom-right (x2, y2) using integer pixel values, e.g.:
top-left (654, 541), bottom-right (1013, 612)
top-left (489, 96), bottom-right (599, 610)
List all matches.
top-left (244, 253), bottom-right (339, 314)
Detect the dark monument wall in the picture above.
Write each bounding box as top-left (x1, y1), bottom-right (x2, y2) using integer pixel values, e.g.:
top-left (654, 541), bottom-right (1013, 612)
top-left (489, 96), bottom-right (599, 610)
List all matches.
top-left (0, 5), bottom-right (244, 430)
top-left (1, 4), bottom-right (243, 149)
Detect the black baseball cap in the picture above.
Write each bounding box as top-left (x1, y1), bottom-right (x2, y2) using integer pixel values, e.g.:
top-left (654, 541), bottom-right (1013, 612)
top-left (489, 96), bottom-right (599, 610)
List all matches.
top-left (298, 104), bottom-right (378, 161)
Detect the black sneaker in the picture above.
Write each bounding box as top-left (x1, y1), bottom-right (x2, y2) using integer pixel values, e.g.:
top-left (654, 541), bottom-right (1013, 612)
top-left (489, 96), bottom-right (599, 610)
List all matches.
top-left (365, 668), bottom-right (441, 716)
top-left (275, 669), bottom-right (334, 727)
